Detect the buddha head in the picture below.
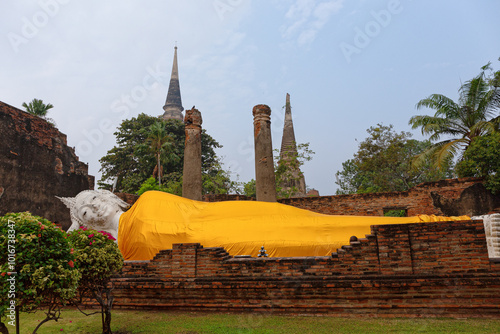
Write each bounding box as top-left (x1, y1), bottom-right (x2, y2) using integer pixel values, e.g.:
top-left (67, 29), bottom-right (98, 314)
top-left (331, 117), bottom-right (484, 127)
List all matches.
top-left (57, 190), bottom-right (130, 232)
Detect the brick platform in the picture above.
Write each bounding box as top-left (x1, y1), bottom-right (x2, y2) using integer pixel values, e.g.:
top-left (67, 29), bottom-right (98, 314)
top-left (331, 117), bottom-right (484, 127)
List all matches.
top-left (111, 220), bottom-right (500, 317)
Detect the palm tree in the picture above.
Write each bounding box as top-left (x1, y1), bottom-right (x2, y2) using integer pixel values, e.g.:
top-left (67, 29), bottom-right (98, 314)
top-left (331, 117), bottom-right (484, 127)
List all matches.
top-left (22, 98), bottom-right (53, 117)
top-left (409, 69), bottom-right (500, 168)
top-left (22, 98), bottom-right (56, 126)
top-left (145, 121), bottom-right (176, 186)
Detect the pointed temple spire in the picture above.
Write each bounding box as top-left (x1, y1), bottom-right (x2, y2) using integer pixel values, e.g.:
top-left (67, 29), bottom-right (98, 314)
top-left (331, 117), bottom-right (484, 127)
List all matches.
top-left (161, 46), bottom-right (184, 121)
top-left (280, 93), bottom-right (297, 157)
top-left (278, 93), bottom-right (306, 197)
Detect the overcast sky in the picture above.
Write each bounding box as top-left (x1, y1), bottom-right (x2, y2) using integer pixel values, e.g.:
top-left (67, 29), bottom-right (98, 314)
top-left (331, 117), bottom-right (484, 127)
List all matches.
top-left (2, 0), bottom-right (499, 195)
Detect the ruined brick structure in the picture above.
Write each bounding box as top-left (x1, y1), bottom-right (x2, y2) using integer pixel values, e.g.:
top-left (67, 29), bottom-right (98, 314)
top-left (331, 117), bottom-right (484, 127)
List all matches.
top-left (280, 178), bottom-right (500, 217)
top-left (0, 101), bottom-right (94, 229)
top-left (182, 107), bottom-right (203, 201)
top-left (112, 220), bottom-right (500, 317)
top-left (253, 104), bottom-right (277, 202)
top-left (278, 93), bottom-right (306, 197)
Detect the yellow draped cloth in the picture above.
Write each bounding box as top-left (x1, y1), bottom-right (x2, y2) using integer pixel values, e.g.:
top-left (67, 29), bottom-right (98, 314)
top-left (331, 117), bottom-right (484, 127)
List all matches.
top-left (118, 191), bottom-right (469, 261)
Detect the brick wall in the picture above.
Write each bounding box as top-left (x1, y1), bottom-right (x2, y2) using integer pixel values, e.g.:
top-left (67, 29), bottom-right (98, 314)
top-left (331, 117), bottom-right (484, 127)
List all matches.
top-left (111, 220), bottom-right (500, 317)
top-left (116, 178), bottom-right (499, 217)
top-left (0, 101), bottom-right (94, 229)
top-left (279, 178), bottom-right (500, 217)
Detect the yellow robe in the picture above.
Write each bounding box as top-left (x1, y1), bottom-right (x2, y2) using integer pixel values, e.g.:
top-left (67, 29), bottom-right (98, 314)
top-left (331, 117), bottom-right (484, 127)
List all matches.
top-left (118, 191), bottom-right (469, 261)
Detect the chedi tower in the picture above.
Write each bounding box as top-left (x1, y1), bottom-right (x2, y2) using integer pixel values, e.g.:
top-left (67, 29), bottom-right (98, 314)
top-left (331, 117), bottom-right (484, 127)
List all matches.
top-left (161, 46), bottom-right (184, 120)
top-left (277, 93), bottom-right (306, 197)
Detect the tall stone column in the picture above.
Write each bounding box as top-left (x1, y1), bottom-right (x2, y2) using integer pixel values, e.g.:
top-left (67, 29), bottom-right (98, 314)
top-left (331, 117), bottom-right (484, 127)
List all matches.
top-left (253, 104), bottom-right (277, 202)
top-left (182, 107), bottom-right (203, 201)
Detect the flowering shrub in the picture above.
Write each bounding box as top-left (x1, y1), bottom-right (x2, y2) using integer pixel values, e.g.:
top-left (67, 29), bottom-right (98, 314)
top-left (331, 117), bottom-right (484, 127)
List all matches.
top-left (67, 227), bottom-right (123, 284)
top-left (67, 227), bottom-right (123, 334)
top-left (0, 212), bottom-right (80, 328)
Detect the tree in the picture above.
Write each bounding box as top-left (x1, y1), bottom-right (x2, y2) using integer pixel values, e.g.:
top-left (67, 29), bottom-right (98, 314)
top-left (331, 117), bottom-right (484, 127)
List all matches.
top-left (482, 59), bottom-right (500, 129)
top-left (22, 98), bottom-right (53, 117)
top-left (22, 98), bottom-right (56, 126)
top-left (409, 65), bottom-right (500, 167)
top-left (136, 157), bottom-right (238, 197)
top-left (202, 157), bottom-right (240, 195)
top-left (335, 159), bottom-right (362, 195)
top-left (242, 179), bottom-right (256, 198)
top-left (335, 124), bottom-right (453, 195)
top-left (456, 132), bottom-right (500, 194)
top-left (98, 114), bottom-right (223, 194)
top-left (67, 227), bottom-right (123, 334)
top-left (0, 212), bottom-right (80, 334)
top-left (141, 121), bottom-right (177, 187)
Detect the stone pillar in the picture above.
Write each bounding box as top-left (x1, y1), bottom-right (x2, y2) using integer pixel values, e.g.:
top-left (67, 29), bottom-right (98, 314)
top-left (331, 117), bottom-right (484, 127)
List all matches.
top-left (182, 107), bottom-right (203, 201)
top-left (253, 104), bottom-right (277, 202)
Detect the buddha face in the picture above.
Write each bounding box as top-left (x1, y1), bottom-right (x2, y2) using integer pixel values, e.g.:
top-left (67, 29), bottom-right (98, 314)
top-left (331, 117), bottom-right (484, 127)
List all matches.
top-left (75, 191), bottom-right (121, 229)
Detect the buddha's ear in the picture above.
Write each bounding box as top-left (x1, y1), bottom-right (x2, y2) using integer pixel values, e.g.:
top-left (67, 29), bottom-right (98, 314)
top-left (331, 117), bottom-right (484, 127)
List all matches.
top-left (56, 196), bottom-right (76, 210)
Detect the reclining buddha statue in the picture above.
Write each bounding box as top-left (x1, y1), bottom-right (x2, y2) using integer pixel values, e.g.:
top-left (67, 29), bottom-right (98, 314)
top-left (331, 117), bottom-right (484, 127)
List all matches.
top-left (58, 190), bottom-right (470, 261)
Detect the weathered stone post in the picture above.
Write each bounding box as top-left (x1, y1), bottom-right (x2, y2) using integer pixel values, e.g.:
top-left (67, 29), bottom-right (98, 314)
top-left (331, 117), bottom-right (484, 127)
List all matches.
top-left (253, 104), bottom-right (277, 202)
top-left (182, 107), bottom-right (203, 201)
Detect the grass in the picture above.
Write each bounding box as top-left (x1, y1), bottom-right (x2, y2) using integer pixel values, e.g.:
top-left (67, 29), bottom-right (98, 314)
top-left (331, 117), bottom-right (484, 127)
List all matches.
top-left (11, 309), bottom-right (500, 334)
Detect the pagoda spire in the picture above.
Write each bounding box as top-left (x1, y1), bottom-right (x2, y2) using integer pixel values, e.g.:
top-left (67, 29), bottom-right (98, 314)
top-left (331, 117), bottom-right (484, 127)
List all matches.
top-left (280, 93), bottom-right (298, 157)
top-left (278, 93), bottom-right (306, 197)
top-left (161, 46), bottom-right (184, 120)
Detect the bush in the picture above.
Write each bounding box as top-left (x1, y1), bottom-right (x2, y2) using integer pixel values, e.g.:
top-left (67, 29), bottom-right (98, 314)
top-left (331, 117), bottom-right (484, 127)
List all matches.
top-left (67, 227), bottom-right (123, 285)
top-left (456, 133), bottom-right (500, 194)
top-left (0, 212), bottom-right (80, 331)
top-left (67, 227), bottom-right (123, 334)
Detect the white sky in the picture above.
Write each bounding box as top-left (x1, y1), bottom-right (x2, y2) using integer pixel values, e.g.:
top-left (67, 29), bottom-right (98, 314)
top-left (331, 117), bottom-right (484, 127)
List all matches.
top-left (2, 0), bottom-right (499, 195)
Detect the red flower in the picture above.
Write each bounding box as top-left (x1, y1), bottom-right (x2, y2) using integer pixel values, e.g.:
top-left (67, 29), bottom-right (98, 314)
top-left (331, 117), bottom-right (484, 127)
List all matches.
top-left (89, 241), bottom-right (92, 246)
top-left (1, 272), bottom-right (5, 277)
top-left (68, 260), bottom-right (74, 268)
top-left (88, 233), bottom-right (94, 238)
top-left (70, 248), bottom-right (74, 254)
top-left (38, 234), bottom-right (41, 237)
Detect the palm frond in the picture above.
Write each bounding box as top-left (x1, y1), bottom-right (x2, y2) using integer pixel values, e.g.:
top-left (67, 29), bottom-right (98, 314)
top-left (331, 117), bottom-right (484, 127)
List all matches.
top-left (432, 139), bottom-right (466, 167)
top-left (415, 94), bottom-right (458, 113)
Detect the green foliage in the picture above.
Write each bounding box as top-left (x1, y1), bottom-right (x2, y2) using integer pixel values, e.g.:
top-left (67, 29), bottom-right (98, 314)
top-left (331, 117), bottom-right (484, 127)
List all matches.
top-left (0, 212), bottom-right (80, 330)
top-left (409, 63), bottom-right (500, 167)
top-left (274, 142), bottom-right (314, 198)
top-left (22, 98), bottom-right (56, 127)
top-left (384, 209), bottom-right (407, 217)
top-left (137, 158), bottom-right (237, 196)
top-left (335, 124), bottom-right (453, 195)
top-left (22, 98), bottom-right (53, 117)
top-left (242, 179), bottom-right (256, 198)
top-left (67, 227), bottom-right (123, 334)
top-left (67, 228), bottom-right (123, 284)
top-left (202, 157), bottom-right (240, 195)
top-left (456, 132), bottom-right (500, 194)
top-left (335, 159), bottom-right (361, 195)
top-left (137, 176), bottom-right (171, 196)
top-left (98, 114), bottom-right (223, 194)
top-left (139, 120), bottom-right (178, 186)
